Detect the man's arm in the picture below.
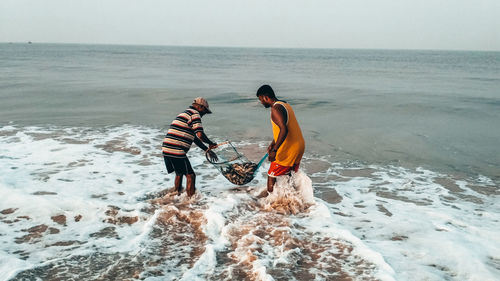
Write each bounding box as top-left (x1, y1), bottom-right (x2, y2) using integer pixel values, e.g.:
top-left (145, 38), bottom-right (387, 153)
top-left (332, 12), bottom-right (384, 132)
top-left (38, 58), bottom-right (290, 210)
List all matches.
top-left (196, 131), bottom-right (217, 149)
top-left (194, 133), bottom-right (218, 162)
top-left (268, 139), bottom-right (276, 153)
top-left (193, 136), bottom-right (208, 151)
top-left (269, 103), bottom-right (288, 161)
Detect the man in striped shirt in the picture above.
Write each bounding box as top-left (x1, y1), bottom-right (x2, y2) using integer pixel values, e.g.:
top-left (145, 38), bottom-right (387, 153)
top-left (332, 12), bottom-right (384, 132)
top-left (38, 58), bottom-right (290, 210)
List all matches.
top-left (162, 97), bottom-right (217, 197)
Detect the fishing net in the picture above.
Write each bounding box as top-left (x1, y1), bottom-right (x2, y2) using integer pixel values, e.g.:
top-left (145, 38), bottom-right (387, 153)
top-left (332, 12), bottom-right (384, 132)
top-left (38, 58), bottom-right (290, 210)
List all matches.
top-left (205, 141), bottom-right (266, 185)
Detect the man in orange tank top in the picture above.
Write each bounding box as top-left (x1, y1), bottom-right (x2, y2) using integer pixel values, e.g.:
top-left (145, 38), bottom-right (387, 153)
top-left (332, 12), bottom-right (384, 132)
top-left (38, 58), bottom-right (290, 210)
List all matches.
top-left (256, 85), bottom-right (306, 196)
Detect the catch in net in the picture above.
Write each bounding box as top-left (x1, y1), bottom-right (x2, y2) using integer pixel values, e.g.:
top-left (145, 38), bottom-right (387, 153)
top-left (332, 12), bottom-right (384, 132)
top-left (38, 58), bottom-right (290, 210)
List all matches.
top-left (206, 141), bottom-right (267, 185)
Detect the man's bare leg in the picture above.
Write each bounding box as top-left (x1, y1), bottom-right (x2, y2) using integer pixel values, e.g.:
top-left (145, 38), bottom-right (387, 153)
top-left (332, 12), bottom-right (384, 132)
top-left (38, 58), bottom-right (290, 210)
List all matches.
top-left (174, 174), bottom-right (183, 195)
top-left (186, 174), bottom-right (196, 197)
top-left (257, 176), bottom-right (276, 198)
top-left (267, 176), bottom-right (276, 193)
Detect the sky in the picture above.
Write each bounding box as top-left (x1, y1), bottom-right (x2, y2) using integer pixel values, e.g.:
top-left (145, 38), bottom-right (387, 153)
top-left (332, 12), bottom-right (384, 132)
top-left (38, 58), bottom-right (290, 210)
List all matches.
top-left (1, 0), bottom-right (500, 51)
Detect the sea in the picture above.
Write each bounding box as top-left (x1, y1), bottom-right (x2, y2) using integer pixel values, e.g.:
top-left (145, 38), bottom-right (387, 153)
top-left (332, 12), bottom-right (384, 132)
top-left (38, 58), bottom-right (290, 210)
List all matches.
top-left (0, 43), bottom-right (499, 281)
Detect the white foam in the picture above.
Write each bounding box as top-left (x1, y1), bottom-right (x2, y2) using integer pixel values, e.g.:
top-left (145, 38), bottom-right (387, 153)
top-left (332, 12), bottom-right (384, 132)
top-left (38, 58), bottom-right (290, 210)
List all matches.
top-left (179, 195), bottom-right (236, 279)
top-left (295, 202), bottom-right (396, 280)
top-left (1, 124), bottom-right (498, 280)
top-left (260, 170), bottom-right (315, 214)
top-left (180, 244), bottom-right (216, 281)
top-left (0, 125), bottom-right (167, 279)
top-left (316, 165), bottom-right (500, 281)
top-left (291, 170), bottom-right (315, 205)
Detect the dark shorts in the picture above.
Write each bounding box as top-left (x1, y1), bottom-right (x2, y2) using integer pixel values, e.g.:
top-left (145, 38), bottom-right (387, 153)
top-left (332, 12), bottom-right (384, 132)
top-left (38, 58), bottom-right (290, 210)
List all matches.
top-left (164, 156), bottom-right (194, 175)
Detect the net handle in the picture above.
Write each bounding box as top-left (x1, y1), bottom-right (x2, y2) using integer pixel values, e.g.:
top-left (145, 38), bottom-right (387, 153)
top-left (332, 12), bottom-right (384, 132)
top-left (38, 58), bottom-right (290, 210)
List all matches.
top-left (211, 141), bottom-right (230, 149)
top-left (253, 153), bottom-right (268, 176)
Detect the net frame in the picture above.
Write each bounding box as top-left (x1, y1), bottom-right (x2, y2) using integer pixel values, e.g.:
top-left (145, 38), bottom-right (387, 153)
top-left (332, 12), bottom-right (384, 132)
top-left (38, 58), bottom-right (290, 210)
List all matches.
top-left (205, 141), bottom-right (247, 165)
top-left (205, 141), bottom-right (265, 185)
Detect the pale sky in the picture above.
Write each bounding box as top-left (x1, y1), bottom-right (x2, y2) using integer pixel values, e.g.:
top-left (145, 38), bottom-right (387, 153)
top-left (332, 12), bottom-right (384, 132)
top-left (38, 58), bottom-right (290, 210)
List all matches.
top-left (1, 0), bottom-right (499, 51)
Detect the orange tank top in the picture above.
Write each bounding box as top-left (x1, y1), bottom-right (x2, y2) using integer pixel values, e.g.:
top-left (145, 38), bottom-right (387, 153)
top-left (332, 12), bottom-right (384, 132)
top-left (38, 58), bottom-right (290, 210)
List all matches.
top-left (271, 101), bottom-right (305, 167)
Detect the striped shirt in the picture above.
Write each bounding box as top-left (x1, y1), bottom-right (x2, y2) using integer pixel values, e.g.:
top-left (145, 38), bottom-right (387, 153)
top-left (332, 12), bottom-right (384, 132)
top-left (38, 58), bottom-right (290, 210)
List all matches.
top-left (162, 107), bottom-right (204, 158)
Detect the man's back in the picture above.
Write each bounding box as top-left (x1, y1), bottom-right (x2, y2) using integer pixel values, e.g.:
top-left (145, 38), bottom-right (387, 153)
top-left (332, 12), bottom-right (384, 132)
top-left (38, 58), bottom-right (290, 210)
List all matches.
top-left (162, 107), bottom-right (203, 158)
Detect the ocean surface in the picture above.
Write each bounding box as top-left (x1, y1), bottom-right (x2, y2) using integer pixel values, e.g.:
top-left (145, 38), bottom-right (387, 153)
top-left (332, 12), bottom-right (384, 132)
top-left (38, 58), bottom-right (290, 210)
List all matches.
top-left (0, 43), bottom-right (499, 280)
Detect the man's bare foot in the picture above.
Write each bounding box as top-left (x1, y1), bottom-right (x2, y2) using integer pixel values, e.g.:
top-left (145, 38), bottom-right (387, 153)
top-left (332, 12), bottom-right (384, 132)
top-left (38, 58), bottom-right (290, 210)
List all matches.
top-left (174, 187), bottom-right (184, 196)
top-left (257, 189), bottom-right (269, 198)
top-left (186, 186), bottom-right (196, 197)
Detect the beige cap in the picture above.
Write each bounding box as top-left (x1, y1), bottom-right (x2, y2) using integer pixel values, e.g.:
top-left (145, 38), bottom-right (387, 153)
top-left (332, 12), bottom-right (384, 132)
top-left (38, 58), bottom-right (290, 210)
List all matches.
top-left (193, 97), bottom-right (212, 114)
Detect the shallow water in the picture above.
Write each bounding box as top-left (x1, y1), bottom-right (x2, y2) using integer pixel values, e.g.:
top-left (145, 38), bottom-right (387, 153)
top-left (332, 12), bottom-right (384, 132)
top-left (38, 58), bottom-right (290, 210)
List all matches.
top-left (1, 43), bottom-right (499, 280)
top-left (1, 125), bottom-right (498, 280)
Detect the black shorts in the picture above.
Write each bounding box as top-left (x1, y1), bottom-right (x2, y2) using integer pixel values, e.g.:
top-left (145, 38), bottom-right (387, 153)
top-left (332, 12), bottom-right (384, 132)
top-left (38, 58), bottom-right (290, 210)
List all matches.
top-left (164, 156), bottom-right (194, 175)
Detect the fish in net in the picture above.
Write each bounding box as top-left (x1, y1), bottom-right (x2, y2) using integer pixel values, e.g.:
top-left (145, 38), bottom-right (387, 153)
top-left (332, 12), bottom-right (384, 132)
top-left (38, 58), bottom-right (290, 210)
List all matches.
top-left (205, 141), bottom-right (267, 185)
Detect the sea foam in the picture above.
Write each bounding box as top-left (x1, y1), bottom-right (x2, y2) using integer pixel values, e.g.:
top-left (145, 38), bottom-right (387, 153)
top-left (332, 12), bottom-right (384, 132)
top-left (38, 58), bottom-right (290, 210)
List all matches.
top-left (1, 124), bottom-right (498, 280)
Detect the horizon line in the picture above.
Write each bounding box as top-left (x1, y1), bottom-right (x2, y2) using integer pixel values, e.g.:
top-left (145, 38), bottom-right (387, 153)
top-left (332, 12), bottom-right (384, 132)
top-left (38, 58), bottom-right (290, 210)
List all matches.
top-left (1, 41), bottom-right (499, 53)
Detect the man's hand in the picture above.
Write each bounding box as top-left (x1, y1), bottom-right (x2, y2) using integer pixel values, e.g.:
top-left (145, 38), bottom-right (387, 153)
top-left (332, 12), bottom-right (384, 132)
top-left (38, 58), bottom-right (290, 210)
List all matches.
top-left (209, 143), bottom-right (217, 150)
top-left (267, 143), bottom-right (273, 153)
top-left (268, 150), bottom-right (276, 162)
top-left (207, 150), bottom-right (218, 162)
